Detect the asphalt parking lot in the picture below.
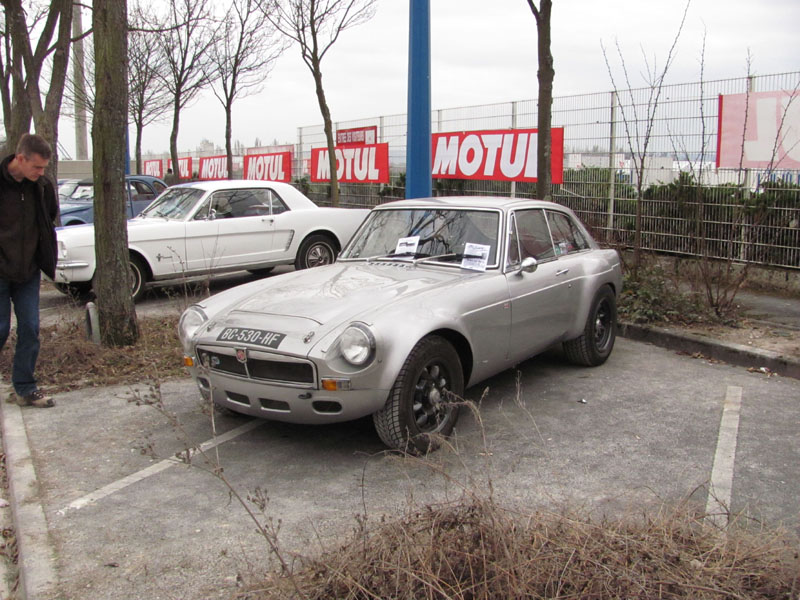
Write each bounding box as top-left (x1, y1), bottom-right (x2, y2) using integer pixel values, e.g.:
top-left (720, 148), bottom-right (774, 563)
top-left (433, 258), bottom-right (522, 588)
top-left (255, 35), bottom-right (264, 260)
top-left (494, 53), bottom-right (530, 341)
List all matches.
top-left (3, 331), bottom-right (799, 599)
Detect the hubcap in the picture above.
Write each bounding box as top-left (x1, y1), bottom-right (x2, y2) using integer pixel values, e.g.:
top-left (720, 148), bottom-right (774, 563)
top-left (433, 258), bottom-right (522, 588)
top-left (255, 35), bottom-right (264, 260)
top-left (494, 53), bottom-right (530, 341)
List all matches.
top-left (307, 243), bottom-right (333, 267)
top-left (594, 299), bottom-right (612, 350)
top-left (412, 363), bottom-right (451, 433)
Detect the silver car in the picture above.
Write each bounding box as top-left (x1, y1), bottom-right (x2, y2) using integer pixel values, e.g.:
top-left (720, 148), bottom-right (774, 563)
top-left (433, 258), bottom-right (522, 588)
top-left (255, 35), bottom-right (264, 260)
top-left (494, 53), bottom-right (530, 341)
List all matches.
top-left (179, 197), bottom-right (622, 451)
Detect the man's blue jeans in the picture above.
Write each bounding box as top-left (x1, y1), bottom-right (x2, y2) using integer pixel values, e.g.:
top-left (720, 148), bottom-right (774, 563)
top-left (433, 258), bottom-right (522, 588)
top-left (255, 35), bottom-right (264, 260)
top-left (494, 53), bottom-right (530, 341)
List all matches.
top-left (0, 271), bottom-right (42, 397)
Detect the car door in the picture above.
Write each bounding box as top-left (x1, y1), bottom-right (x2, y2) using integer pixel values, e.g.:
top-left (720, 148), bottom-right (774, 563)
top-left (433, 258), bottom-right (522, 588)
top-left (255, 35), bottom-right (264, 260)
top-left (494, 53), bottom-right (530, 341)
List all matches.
top-left (185, 188), bottom-right (278, 272)
top-left (504, 208), bottom-right (577, 362)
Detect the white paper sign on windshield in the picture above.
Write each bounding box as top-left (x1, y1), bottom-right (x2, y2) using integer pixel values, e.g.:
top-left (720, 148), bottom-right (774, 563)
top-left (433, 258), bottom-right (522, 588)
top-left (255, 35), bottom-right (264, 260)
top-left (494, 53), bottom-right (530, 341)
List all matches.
top-left (461, 243), bottom-right (490, 271)
top-left (394, 236), bottom-right (420, 259)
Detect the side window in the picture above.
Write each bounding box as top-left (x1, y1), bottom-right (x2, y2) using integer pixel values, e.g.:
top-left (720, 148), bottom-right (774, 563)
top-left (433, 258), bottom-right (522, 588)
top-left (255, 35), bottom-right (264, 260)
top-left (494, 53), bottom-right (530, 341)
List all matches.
top-left (547, 211), bottom-right (589, 256)
top-left (152, 181), bottom-right (167, 192)
top-left (269, 192), bottom-right (289, 215)
top-left (514, 209), bottom-right (555, 261)
top-left (210, 189), bottom-right (271, 218)
top-left (507, 214), bottom-right (521, 266)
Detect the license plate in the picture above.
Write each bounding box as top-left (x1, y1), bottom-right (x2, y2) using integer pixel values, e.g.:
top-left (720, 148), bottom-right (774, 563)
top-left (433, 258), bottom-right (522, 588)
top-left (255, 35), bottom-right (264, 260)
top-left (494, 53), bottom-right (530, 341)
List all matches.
top-left (216, 327), bottom-right (286, 349)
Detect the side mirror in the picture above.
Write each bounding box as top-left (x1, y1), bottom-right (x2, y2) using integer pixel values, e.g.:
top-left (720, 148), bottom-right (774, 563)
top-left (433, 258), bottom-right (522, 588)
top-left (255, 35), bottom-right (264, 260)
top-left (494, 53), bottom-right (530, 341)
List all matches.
top-left (208, 208), bottom-right (217, 221)
top-left (516, 256), bottom-right (538, 276)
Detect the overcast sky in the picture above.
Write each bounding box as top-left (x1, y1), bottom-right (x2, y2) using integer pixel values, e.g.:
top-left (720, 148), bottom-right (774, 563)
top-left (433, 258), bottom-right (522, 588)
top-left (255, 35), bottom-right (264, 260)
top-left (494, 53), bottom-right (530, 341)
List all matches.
top-left (59, 0), bottom-right (800, 159)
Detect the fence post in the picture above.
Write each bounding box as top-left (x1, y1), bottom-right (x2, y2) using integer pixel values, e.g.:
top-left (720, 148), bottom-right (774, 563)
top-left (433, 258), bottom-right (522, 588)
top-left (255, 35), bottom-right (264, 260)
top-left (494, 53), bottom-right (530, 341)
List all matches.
top-left (607, 91), bottom-right (618, 233)
top-left (511, 101), bottom-right (518, 199)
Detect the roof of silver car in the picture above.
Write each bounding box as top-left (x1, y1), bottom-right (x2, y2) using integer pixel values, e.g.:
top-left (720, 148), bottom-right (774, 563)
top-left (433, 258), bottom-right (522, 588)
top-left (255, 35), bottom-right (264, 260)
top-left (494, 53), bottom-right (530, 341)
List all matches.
top-left (375, 196), bottom-right (566, 211)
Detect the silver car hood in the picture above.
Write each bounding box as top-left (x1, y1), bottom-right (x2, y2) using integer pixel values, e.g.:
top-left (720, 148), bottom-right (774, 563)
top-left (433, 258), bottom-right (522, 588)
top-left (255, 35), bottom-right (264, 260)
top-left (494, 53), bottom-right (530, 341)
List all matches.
top-left (202, 261), bottom-right (482, 352)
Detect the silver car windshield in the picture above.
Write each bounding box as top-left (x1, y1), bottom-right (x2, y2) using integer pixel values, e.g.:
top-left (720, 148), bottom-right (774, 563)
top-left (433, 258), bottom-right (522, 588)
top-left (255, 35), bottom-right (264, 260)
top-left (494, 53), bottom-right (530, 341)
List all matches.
top-left (138, 187), bottom-right (205, 220)
top-left (341, 208), bottom-right (500, 266)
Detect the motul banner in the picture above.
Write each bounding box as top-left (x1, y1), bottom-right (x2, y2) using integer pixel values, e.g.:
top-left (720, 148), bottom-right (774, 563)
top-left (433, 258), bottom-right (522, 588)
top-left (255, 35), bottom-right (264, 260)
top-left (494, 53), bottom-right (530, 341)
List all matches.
top-left (198, 155), bottom-right (228, 180)
top-left (432, 128), bottom-right (564, 183)
top-left (311, 143), bottom-right (390, 183)
top-left (717, 91), bottom-right (800, 169)
top-left (143, 159), bottom-right (163, 178)
top-left (243, 151), bottom-right (292, 182)
top-left (167, 157), bottom-right (193, 180)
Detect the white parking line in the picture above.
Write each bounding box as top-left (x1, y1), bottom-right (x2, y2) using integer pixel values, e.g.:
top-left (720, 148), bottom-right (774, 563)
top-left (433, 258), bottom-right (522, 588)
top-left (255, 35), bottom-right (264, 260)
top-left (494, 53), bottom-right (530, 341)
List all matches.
top-left (61, 420), bottom-right (263, 513)
top-left (705, 385), bottom-right (743, 529)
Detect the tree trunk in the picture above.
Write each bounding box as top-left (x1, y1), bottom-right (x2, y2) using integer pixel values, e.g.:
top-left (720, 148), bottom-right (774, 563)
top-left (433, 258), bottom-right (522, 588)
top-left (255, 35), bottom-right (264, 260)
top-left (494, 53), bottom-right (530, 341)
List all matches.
top-left (534, 0), bottom-right (553, 200)
top-left (312, 59), bottom-right (339, 206)
top-left (92, 0), bottom-right (139, 346)
top-left (170, 98), bottom-right (181, 180)
top-left (225, 99), bottom-right (233, 179)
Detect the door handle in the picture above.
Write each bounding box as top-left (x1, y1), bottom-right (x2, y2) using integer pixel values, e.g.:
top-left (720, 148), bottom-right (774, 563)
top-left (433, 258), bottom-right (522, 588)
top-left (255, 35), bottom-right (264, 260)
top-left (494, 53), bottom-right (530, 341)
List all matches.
top-left (555, 268), bottom-right (569, 276)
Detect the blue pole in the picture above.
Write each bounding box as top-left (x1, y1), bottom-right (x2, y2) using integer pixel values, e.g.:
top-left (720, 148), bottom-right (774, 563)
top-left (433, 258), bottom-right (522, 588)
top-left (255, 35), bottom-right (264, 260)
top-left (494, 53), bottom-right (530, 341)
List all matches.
top-left (406, 0), bottom-right (431, 199)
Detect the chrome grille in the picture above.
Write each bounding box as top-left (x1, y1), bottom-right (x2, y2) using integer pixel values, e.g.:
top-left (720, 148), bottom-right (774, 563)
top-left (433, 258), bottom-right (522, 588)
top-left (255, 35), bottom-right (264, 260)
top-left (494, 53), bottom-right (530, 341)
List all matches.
top-left (197, 346), bottom-right (315, 387)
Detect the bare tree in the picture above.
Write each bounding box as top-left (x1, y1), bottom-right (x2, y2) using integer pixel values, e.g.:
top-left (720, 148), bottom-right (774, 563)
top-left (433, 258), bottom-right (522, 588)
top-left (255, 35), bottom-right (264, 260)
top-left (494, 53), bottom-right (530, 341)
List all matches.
top-left (128, 6), bottom-right (172, 174)
top-left (262, 0), bottom-right (377, 206)
top-left (93, 0), bottom-right (139, 346)
top-left (0, 0), bottom-right (73, 176)
top-left (602, 0), bottom-right (690, 278)
top-left (210, 0), bottom-right (285, 178)
top-left (525, 0), bottom-right (554, 200)
top-left (158, 0), bottom-right (218, 180)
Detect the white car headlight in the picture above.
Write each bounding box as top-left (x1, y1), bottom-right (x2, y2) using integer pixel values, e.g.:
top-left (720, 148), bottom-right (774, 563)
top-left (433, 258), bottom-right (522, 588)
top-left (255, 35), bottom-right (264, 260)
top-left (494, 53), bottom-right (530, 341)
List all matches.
top-left (178, 306), bottom-right (208, 353)
top-left (337, 323), bottom-right (375, 366)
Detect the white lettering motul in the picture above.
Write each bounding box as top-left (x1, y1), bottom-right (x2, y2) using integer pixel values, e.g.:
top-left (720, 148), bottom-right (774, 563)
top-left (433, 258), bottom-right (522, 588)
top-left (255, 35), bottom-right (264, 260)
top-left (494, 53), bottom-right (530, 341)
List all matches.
top-left (245, 155), bottom-right (285, 180)
top-left (144, 160), bottom-right (162, 177)
top-left (199, 157), bottom-right (228, 180)
top-left (312, 143), bottom-right (388, 183)
top-left (432, 131), bottom-right (538, 180)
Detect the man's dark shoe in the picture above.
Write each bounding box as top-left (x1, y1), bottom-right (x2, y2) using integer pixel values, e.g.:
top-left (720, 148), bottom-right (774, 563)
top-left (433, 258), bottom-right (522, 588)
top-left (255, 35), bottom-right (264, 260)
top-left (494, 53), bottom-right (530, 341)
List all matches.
top-left (14, 390), bottom-right (55, 408)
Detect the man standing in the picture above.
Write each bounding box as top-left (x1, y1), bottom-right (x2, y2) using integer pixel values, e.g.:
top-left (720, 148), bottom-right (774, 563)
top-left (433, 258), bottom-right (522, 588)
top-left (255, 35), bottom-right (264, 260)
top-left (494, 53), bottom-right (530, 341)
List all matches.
top-left (0, 134), bottom-right (58, 408)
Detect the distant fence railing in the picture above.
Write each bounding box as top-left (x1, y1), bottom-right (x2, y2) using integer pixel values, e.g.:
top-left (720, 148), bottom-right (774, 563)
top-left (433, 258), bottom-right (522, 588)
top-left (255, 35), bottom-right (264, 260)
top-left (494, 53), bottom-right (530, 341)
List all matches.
top-left (294, 71), bottom-right (800, 270)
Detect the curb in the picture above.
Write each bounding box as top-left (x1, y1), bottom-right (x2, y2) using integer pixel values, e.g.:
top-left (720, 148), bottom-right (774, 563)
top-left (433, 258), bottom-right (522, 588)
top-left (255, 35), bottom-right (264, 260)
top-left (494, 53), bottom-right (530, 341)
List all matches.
top-left (619, 323), bottom-right (800, 380)
top-left (0, 389), bottom-right (58, 600)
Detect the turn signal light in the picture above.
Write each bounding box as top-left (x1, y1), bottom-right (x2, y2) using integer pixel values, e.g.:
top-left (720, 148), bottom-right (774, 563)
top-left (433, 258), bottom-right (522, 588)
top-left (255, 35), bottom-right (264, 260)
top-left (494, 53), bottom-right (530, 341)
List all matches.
top-left (183, 356), bottom-right (195, 367)
top-left (321, 378), bottom-right (351, 391)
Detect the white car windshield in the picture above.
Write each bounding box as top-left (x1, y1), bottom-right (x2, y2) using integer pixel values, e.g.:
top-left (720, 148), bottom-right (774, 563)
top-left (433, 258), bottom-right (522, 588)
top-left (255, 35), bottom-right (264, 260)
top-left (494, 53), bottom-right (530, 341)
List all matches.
top-left (139, 187), bottom-right (205, 220)
top-left (341, 208), bottom-right (500, 265)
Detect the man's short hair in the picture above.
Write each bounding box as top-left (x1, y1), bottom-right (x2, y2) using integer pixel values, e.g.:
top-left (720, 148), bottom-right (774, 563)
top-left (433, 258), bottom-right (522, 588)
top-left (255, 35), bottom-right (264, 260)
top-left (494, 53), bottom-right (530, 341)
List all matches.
top-left (16, 133), bottom-right (53, 160)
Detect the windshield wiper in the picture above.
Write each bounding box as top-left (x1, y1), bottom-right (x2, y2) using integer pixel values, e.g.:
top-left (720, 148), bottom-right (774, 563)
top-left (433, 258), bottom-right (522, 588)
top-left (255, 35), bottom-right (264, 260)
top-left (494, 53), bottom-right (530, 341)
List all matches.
top-left (366, 251), bottom-right (429, 263)
top-left (415, 252), bottom-right (485, 264)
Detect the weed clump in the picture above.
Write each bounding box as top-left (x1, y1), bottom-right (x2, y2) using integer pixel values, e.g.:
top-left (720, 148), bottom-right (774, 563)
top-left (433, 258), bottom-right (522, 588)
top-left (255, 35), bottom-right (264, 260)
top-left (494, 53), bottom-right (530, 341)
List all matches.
top-left (0, 316), bottom-right (184, 392)
top-left (243, 498), bottom-right (799, 600)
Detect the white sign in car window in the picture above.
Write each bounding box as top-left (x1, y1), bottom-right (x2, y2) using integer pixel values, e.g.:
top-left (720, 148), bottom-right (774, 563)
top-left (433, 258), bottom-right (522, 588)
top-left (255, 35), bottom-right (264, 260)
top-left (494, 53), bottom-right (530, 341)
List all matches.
top-left (461, 243), bottom-right (490, 271)
top-left (395, 236), bottom-right (420, 259)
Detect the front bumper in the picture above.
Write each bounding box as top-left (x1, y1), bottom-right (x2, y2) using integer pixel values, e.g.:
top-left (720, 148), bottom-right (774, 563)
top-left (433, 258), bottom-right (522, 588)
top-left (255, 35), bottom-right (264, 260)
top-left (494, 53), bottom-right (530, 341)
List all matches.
top-left (55, 260), bottom-right (93, 283)
top-left (187, 344), bottom-right (390, 424)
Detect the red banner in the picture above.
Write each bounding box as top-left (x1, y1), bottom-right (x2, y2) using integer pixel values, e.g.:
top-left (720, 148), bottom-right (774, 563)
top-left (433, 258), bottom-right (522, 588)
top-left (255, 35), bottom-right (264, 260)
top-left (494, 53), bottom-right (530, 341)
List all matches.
top-left (197, 155), bottom-right (229, 180)
top-left (243, 152), bottom-right (292, 182)
top-left (336, 126), bottom-right (377, 146)
top-left (311, 143), bottom-right (390, 183)
top-left (167, 157), bottom-right (193, 180)
top-left (143, 159), bottom-right (163, 178)
top-left (432, 128), bottom-right (564, 184)
top-left (717, 91), bottom-right (800, 169)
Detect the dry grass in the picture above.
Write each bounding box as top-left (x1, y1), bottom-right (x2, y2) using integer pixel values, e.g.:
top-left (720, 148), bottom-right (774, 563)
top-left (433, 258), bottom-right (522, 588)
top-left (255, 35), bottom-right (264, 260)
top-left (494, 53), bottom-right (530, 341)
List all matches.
top-left (241, 497), bottom-right (799, 600)
top-left (0, 315), bottom-right (185, 392)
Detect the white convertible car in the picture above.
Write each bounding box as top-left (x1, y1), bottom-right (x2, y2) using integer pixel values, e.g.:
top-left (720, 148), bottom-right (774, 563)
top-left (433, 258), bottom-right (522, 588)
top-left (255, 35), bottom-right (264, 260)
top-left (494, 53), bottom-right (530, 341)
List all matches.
top-left (55, 180), bottom-right (369, 300)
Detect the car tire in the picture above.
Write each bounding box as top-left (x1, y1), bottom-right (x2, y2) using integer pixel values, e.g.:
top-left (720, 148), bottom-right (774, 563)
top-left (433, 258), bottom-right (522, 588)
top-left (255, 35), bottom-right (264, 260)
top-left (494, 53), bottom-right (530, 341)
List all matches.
top-left (54, 282), bottom-right (93, 301)
top-left (294, 234), bottom-right (337, 270)
top-left (563, 285), bottom-right (617, 367)
top-left (129, 255), bottom-right (148, 302)
top-left (372, 336), bottom-right (463, 453)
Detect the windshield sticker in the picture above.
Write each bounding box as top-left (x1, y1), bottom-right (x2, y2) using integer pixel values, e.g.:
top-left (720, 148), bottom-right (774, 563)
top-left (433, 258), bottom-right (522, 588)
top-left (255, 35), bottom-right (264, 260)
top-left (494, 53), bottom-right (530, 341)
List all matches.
top-left (394, 236), bottom-right (420, 259)
top-left (461, 243), bottom-right (491, 271)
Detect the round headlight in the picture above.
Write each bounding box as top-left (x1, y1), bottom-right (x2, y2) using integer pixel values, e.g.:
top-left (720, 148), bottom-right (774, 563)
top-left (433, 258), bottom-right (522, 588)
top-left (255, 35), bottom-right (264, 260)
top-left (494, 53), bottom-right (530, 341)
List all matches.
top-left (338, 324), bottom-right (375, 366)
top-left (178, 306), bottom-right (208, 352)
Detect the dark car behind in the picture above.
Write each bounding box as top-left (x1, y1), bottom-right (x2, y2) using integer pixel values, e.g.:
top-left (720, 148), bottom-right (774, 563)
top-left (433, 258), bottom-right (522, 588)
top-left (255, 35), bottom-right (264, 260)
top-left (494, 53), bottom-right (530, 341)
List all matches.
top-left (58, 175), bottom-right (168, 226)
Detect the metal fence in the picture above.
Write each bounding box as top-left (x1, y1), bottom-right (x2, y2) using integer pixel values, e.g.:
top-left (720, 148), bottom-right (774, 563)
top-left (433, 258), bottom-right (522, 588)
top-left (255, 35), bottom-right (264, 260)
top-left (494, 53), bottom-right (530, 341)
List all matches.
top-left (295, 71), bottom-right (800, 270)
